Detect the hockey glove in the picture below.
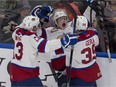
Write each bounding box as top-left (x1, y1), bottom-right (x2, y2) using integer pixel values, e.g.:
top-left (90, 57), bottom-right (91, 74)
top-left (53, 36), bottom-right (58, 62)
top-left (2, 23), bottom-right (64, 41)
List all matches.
top-left (60, 34), bottom-right (78, 48)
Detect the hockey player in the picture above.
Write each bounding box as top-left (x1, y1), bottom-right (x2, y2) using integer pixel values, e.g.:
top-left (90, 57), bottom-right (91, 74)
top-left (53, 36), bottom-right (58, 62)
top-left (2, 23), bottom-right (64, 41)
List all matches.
top-left (45, 9), bottom-right (71, 86)
top-left (30, 5), bottom-right (57, 86)
top-left (65, 16), bottom-right (102, 87)
top-left (9, 15), bottom-right (78, 87)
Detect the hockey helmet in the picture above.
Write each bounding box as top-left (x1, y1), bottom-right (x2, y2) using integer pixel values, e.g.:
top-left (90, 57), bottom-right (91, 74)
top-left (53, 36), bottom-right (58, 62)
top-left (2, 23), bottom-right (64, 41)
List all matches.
top-left (52, 9), bottom-right (68, 26)
top-left (72, 16), bottom-right (88, 31)
top-left (19, 15), bottom-right (40, 31)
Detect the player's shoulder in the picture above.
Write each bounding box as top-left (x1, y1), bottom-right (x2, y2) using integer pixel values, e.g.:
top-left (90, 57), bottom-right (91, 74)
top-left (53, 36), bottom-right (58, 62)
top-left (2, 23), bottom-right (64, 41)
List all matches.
top-left (85, 27), bottom-right (96, 33)
top-left (14, 28), bottom-right (37, 36)
top-left (87, 27), bottom-right (97, 31)
top-left (12, 28), bottom-right (21, 37)
top-left (45, 27), bottom-right (58, 33)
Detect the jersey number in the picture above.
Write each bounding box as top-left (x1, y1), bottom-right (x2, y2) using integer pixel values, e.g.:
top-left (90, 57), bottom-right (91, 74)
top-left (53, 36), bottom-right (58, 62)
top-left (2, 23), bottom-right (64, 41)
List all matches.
top-left (15, 42), bottom-right (23, 60)
top-left (81, 44), bottom-right (96, 64)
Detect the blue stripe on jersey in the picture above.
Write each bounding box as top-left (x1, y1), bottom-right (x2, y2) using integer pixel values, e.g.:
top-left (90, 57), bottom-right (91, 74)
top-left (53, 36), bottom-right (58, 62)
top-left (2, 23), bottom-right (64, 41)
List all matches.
top-left (37, 39), bottom-right (47, 53)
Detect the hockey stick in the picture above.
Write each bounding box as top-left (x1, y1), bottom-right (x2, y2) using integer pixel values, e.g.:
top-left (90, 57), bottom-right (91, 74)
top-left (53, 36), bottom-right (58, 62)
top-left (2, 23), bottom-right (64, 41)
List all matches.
top-left (60, 1), bottom-right (77, 87)
top-left (41, 73), bottom-right (58, 81)
top-left (47, 62), bottom-right (58, 82)
top-left (89, 0), bottom-right (112, 62)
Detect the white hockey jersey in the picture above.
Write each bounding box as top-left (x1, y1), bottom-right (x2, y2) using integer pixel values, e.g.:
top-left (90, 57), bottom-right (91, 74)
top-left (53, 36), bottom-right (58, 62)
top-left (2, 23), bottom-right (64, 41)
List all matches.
top-left (46, 26), bottom-right (102, 82)
top-left (44, 23), bottom-right (74, 70)
top-left (65, 29), bottom-right (102, 82)
top-left (10, 28), bottom-right (63, 82)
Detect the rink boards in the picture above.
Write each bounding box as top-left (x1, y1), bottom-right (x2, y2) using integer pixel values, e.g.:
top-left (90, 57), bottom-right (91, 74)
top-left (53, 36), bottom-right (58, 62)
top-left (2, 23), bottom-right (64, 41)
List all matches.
top-left (0, 43), bottom-right (116, 87)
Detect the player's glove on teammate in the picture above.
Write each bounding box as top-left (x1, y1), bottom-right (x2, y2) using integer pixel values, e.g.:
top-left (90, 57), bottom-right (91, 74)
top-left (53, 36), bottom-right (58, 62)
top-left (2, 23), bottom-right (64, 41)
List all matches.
top-left (60, 34), bottom-right (78, 48)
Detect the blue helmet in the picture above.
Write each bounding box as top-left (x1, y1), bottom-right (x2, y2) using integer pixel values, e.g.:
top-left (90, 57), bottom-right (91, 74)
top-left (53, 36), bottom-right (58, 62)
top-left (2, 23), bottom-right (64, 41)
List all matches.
top-left (31, 5), bottom-right (53, 22)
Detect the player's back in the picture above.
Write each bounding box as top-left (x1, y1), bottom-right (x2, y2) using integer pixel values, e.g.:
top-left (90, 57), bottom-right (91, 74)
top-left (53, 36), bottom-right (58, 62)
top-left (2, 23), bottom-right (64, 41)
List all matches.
top-left (11, 28), bottom-right (39, 68)
top-left (66, 30), bottom-right (99, 68)
top-left (65, 30), bottom-right (102, 82)
top-left (10, 28), bottom-right (41, 82)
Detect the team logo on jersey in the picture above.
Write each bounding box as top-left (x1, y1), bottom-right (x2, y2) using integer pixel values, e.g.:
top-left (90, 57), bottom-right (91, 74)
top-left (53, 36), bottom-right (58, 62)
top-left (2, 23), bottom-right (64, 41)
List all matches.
top-left (57, 35), bottom-right (63, 39)
top-left (51, 27), bottom-right (58, 33)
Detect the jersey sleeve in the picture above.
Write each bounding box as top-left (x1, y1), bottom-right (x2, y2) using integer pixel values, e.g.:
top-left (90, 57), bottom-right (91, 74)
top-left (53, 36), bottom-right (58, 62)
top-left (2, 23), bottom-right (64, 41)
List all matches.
top-left (86, 30), bottom-right (100, 47)
top-left (45, 39), bottom-right (62, 53)
top-left (29, 34), bottom-right (62, 53)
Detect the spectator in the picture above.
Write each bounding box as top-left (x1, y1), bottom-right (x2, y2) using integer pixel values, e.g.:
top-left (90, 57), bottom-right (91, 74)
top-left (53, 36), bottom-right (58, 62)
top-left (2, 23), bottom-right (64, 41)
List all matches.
top-left (16, 0), bottom-right (31, 24)
top-left (104, 0), bottom-right (116, 52)
top-left (2, 0), bottom-right (31, 43)
top-left (0, 0), bottom-right (18, 43)
top-left (104, 0), bottom-right (116, 21)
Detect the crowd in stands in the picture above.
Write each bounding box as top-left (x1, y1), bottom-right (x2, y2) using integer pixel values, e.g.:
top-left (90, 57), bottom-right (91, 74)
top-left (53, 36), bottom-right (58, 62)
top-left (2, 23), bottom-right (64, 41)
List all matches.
top-left (0, 0), bottom-right (115, 53)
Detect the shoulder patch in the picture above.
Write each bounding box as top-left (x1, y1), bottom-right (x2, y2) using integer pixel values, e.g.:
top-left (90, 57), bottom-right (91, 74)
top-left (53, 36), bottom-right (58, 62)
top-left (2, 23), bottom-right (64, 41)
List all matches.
top-left (51, 27), bottom-right (58, 33)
